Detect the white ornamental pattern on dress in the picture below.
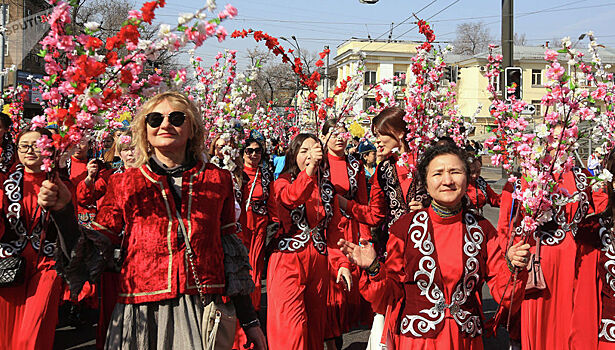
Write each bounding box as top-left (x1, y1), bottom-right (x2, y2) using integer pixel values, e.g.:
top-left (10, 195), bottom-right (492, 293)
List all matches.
top-left (277, 170), bottom-right (335, 255)
top-left (599, 216), bottom-right (615, 342)
top-left (400, 211), bottom-right (484, 337)
top-left (513, 168), bottom-right (591, 246)
top-left (0, 164), bottom-right (54, 258)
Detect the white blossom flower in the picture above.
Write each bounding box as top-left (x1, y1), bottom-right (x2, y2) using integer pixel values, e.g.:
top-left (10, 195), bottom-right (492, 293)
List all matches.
top-left (84, 21), bottom-right (100, 31)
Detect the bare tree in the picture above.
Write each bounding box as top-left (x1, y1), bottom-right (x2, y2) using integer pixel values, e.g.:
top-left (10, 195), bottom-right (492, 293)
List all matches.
top-left (514, 33), bottom-right (527, 46)
top-left (75, 0), bottom-right (181, 76)
top-left (452, 22), bottom-right (493, 56)
top-left (246, 47), bottom-right (320, 107)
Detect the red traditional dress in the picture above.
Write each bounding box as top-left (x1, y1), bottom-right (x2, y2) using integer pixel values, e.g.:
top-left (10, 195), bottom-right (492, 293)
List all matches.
top-left (361, 207), bottom-right (527, 350)
top-left (466, 176), bottom-right (500, 215)
top-left (514, 168), bottom-right (595, 350)
top-left (0, 165), bottom-right (74, 350)
top-left (570, 213), bottom-right (615, 350)
top-left (267, 169), bottom-right (348, 350)
top-left (233, 163), bottom-right (277, 349)
top-left (326, 152), bottom-right (371, 339)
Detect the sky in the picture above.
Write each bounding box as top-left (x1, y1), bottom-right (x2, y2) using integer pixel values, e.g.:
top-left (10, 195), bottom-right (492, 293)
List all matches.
top-left (153, 0), bottom-right (615, 69)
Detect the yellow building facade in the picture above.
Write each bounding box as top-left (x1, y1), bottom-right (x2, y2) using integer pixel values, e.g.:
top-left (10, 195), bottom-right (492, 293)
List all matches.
top-left (332, 40), bottom-right (615, 137)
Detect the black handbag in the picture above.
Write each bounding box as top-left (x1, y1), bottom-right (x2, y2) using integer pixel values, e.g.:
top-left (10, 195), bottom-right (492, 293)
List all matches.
top-left (0, 256), bottom-right (26, 287)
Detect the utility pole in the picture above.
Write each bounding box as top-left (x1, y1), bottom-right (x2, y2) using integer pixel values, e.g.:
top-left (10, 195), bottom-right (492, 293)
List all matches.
top-left (0, 0), bottom-right (6, 93)
top-left (500, 0), bottom-right (513, 178)
top-left (501, 0), bottom-right (513, 95)
top-left (324, 45), bottom-right (329, 99)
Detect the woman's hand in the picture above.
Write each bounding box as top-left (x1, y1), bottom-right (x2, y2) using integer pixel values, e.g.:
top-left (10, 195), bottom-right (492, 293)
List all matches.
top-left (244, 326), bottom-right (267, 350)
top-left (305, 143), bottom-right (323, 177)
top-left (38, 177), bottom-right (72, 211)
top-left (337, 267), bottom-right (352, 292)
top-left (408, 200), bottom-right (423, 211)
top-left (507, 240), bottom-right (531, 269)
top-left (338, 238), bottom-right (377, 269)
top-left (84, 159), bottom-right (99, 187)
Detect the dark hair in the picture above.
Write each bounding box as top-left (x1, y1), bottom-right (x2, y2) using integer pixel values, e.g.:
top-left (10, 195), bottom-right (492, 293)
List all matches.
top-left (371, 107), bottom-right (409, 151)
top-left (417, 144), bottom-right (470, 187)
top-left (17, 126), bottom-right (53, 144)
top-left (434, 136), bottom-right (456, 147)
top-left (281, 133), bottom-right (326, 178)
top-left (0, 113), bottom-right (11, 130)
top-left (321, 118), bottom-right (339, 136)
top-left (242, 137), bottom-right (268, 165)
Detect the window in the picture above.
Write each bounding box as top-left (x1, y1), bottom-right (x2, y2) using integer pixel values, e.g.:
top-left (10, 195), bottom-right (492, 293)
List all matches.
top-left (531, 69), bottom-right (542, 86)
top-left (531, 100), bottom-right (542, 118)
top-left (363, 97), bottom-right (377, 111)
top-left (393, 71), bottom-right (406, 86)
top-left (489, 75), bottom-right (501, 94)
top-left (364, 71), bottom-right (377, 86)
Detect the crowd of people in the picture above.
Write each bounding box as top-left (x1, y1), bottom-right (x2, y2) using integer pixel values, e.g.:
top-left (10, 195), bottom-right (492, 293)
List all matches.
top-left (0, 90), bottom-right (613, 350)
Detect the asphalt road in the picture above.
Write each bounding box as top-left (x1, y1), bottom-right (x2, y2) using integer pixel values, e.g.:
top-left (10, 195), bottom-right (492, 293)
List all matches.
top-left (53, 167), bottom-right (510, 350)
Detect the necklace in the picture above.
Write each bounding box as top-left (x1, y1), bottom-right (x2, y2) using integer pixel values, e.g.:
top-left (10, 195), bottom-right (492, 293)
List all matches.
top-left (431, 201), bottom-right (462, 218)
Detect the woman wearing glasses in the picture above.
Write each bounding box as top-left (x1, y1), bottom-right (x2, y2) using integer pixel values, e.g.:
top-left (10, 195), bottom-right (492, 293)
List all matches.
top-left (37, 91), bottom-right (266, 349)
top-left (321, 119), bottom-right (370, 350)
top-left (0, 127), bottom-right (75, 349)
top-left (336, 107), bottom-right (427, 349)
top-left (233, 136), bottom-right (277, 348)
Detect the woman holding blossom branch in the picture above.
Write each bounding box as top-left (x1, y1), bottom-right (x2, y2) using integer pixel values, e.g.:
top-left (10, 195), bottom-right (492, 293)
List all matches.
top-left (0, 127), bottom-right (75, 349)
top-left (339, 144), bottom-right (531, 349)
top-left (36, 91), bottom-right (266, 349)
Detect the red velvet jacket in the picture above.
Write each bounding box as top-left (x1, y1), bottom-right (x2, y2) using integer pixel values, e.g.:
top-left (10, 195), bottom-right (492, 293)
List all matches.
top-left (92, 161), bottom-right (236, 304)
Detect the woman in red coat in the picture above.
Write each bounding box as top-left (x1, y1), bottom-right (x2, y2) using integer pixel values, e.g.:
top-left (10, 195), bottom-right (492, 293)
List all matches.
top-left (267, 133), bottom-right (349, 350)
top-left (321, 119), bottom-right (370, 349)
top-left (570, 150), bottom-right (615, 349)
top-left (339, 144), bottom-right (531, 349)
top-left (0, 127), bottom-right (74, 350)
top-left (233, 136), bottom-right (277, 349)
top-left (337, 107), bottom-right (426, 348)
top-left (37, 91), bottom-right (266, 349)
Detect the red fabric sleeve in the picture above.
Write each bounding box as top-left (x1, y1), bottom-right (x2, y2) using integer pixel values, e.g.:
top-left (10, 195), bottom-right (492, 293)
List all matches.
top-left (355, 164), bottom-right (372, 239)
top-left (486, 183), bottom-right (501, 208)
top-left (92, 175), bottom-right (125, 245)
top-left (266, 180), bottom-right (279, 223)
top-left (496, 182), bottom-right (515, 251)
top-left (275, 170), bottom-right (317, 210)
top-left (76, 175), bottom-right (108, 207)
top-left (569, 242), bottom-right (600, 349)
top-left (483, 219), bottom-right (528, 315)
top-left (220, 169), bottom-right (237, 237)
top-left (327, 195), bottom-right (351, 273)
top-left (359, 215), bottom-right (407, 314)
top-left (347, 175), bottom-right (386, 227)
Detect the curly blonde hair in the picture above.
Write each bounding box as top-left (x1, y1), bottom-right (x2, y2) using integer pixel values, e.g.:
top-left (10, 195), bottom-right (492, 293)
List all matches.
top-left (132, 91), bottom-right (205, 166)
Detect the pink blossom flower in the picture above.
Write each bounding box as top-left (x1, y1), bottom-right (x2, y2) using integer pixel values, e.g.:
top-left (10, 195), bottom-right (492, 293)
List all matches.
top-left (544, 49), bottom-right (558, 61)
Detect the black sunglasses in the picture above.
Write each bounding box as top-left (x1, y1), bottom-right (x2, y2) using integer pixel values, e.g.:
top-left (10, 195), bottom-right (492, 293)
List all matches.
top-left (145, 111), bottom-right (186, 128)
top-left (245, 147), bottom-right (262, 155)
